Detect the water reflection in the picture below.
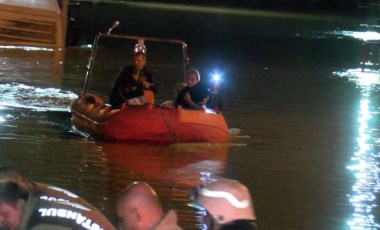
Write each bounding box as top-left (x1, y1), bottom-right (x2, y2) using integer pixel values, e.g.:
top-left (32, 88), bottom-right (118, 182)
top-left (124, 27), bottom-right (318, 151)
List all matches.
top-left (334, 69), bottom-right (380, 229)
top-left (97, 142), bottom-right (229, 228)
top-left (334, 69), bottom-right (380, 88)
top-left (99, 143), bottom-right (228, 185)
top-left (333, 31), bottom-right (380, 42)
top-left (0, 47), bottom-right (65, 86)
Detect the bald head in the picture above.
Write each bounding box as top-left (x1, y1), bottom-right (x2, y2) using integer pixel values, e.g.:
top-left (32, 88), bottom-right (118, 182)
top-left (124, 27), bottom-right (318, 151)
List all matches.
top-left (117, 182), bottom-right (163, 230)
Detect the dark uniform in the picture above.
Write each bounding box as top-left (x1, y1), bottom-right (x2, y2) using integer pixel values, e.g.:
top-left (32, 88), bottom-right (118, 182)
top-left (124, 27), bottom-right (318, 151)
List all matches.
top-left (175, 82), bottom-right (208, 109)
top-left (109, 65), bottom-right (157, 108)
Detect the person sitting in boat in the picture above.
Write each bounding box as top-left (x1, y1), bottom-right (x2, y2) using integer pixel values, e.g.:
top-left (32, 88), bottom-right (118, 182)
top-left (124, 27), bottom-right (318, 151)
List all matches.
top-left (174, 69), bottom-right (209, 110)
top-left (109, 51), bottom-right (157, 109)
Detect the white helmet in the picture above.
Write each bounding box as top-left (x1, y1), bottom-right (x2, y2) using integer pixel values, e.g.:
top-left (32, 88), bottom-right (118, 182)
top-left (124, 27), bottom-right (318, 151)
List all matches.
top-left (191, 178), bottom-right (256, 225)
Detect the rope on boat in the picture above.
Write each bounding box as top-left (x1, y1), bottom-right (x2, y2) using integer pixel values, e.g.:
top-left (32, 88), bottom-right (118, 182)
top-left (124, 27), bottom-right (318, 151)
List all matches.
top-left (71, 109), bottom-right (110, 126)
top-left (160, 109), bottom-right (178, 142)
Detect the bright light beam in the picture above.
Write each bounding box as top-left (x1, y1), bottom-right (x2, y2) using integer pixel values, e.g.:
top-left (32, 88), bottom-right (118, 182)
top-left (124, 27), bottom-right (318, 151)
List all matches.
top-left (212, 73), bottom-right (221, 83)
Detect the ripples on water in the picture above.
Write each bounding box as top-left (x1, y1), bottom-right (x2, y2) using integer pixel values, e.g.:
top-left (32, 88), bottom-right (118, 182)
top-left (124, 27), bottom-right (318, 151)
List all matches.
top-left (0, 3), bottom-right (380, 229)
top-left (0, 83), bottom-right (77, 111)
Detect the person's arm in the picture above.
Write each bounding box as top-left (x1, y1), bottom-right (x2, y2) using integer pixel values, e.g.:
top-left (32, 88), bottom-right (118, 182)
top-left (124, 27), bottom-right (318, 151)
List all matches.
top-left (199, 87), bottom-right (209, 106)
top-left (184, 92), bottom-right (198, 107)
top-left (186, 82), bottom-right (208, 107)
top-left (174, 87), bottom-right (188, 107)
top-left (143, 73), bottom-right (158, 93)
top-left (198, 97), bottom-right (208, 106)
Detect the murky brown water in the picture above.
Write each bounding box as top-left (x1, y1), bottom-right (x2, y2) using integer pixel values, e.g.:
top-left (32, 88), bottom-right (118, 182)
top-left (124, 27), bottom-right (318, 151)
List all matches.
top-left (0, 2), bottom-right (379, 229)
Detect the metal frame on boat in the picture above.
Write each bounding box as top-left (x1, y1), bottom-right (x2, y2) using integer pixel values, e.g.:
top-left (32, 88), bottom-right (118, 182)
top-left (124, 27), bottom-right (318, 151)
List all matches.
top-left (82, 27), bottom-right (190, 95)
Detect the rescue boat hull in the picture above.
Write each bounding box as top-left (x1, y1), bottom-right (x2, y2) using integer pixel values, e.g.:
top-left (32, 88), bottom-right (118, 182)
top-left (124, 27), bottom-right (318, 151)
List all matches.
top-left (71, 95), bottom-right (229, 143)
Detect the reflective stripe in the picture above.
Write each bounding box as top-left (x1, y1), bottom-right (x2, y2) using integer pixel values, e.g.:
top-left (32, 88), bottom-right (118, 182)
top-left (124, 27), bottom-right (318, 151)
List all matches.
top-left (199, 188), bottom-right (249, 208)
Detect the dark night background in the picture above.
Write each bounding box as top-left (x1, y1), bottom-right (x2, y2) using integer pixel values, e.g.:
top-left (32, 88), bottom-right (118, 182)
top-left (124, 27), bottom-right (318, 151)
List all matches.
top-left (1, 0), bottom-right (379, 229)
top-left (76, 0), bottom-right (379, 13)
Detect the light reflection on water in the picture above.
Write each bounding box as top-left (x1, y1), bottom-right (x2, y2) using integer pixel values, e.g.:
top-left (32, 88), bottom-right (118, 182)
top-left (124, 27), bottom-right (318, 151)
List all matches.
top-left (347, 98), bottom-right (380, 229)
top-left (0, 47), bottom-right (65, 86)
top-left (92, 142), bottom-right (230, 227)
top-left (334, 69), bottom-right (380, 88)
top-left (331, 31), bottom-right (380, 42)
top-left (334, 69), bottom-right (380, 229)
top-left (0, 45), bottom-right (55, 51)
top-left (0, 83), bottom-right (77, 111)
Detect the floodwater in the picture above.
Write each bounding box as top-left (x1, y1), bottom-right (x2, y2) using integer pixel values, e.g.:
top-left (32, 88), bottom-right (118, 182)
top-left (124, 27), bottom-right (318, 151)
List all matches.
top-left (1, 2), bottom-right (380, 229)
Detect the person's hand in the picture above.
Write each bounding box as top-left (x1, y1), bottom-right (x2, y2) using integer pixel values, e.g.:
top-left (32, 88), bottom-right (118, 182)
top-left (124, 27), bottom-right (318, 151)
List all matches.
top-left (142, 81), bottom-right (151, 89)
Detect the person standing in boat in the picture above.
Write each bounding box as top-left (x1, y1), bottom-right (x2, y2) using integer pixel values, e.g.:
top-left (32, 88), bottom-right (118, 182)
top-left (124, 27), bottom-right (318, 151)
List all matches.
top-left (175, 69), bottom-right (209, 110)
top-left (109, 49), bottom-right (157, 109)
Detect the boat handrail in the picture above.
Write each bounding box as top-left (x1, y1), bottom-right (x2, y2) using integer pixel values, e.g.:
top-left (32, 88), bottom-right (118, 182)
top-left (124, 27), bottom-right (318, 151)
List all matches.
top-left (82, 25), bottom-right (190, 95)
top-left (100, 33), bottom-right (188, 48)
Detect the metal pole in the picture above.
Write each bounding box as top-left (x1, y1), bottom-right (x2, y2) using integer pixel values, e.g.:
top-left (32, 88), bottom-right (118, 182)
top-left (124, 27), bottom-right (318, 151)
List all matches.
top-left (82, 21), bottom-right (120, 94)
top-left (182, 42), bottom-right (190, 80)
top-left (82, 33), bottom-right (101, 95)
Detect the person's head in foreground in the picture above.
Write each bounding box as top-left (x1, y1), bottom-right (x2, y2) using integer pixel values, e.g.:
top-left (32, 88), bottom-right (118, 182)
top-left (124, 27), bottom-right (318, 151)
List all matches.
top-left (0, 181), bottom-right (29, 230)
top-left (189, 178), bottom-right (257, 230)
top-left (116, 181), bottom-right (164, 230)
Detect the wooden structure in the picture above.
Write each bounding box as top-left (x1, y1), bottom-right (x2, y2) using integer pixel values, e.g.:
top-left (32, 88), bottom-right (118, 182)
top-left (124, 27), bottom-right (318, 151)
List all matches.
top-left (0, 0), bottom-right (67, 48)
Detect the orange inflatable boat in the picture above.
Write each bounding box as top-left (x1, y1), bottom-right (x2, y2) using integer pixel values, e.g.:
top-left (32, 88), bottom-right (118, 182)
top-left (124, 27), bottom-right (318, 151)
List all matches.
top-left (71, 94), bottom-right (229, 143)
